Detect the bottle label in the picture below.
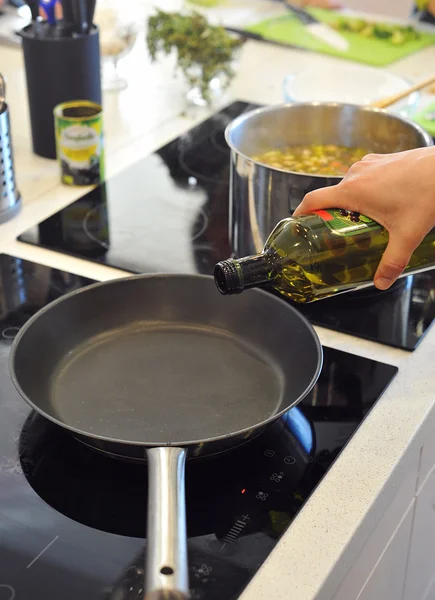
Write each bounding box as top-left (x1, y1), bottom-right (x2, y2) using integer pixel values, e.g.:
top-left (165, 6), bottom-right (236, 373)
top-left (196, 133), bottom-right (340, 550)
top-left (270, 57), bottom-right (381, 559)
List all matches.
top-left (313, 209), bottom-right (382, 237)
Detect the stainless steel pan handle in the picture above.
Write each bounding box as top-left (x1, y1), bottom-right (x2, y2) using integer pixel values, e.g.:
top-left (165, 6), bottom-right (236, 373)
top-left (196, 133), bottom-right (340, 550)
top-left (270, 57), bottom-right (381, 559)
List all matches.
top-left (144, 447), bottom-right (189, 600)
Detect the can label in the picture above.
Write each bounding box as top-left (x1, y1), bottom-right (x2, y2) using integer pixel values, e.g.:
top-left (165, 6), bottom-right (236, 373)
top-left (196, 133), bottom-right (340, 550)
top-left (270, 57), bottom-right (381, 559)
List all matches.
top-left (313, 209), bottom-right (382, 237)
top-left (54, 101), bottom-right (104, 187)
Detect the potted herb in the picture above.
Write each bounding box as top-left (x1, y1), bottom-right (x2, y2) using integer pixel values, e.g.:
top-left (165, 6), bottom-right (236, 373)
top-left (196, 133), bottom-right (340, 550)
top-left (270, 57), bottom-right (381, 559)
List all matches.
top-left (146, 9), bottom-right (243, 106)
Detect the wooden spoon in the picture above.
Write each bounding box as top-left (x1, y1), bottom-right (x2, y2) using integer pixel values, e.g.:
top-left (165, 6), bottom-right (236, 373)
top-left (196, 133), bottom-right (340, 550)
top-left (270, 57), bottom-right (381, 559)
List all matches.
top-left (371, 74), bottom-right (435, 109)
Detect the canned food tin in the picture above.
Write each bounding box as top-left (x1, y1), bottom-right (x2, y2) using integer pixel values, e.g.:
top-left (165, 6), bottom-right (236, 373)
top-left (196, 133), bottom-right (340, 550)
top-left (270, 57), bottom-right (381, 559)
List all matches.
top-left (54, 100), bottom-right (104, 186)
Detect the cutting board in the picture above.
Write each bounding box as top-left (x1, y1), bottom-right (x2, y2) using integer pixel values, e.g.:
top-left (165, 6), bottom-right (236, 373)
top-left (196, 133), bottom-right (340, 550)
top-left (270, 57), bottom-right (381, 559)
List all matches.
top-left (244, 9), bottom-right (435, 66)
top-left (413, 101), bottom-right (435, 136)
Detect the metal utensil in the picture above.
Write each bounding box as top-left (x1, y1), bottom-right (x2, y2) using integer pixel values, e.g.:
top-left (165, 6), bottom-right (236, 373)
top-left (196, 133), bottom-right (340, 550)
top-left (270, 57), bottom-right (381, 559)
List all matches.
top-left (10, 274), bottom-right (322, 600)
top-left (85, 0), bottom-right (96, 32)
top-left (225, 25), bottom-right (300, 49)
top-left (225, 102), bottom-right (433, 257)
top-left (23, 0), bottom-right (41, 37)
top-left (61, 0), bottom-right (75, 27)
top-left (72, 0), bottom-right (88, 33)
top-left (25, 0), bottom-right (40, 21)
top-left (284, 2), bottom-right (349, 52)
top-left (0, 78), bottom-right (22, 223)
top-left (0, 73), bottom-right (5, 113)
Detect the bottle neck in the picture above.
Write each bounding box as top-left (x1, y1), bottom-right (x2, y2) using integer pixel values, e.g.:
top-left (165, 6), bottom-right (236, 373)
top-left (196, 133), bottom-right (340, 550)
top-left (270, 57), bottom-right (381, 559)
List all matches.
top-left (237, 254), bottom-right (271, 290)
top-left (214, 254), bottom-right (271, 295)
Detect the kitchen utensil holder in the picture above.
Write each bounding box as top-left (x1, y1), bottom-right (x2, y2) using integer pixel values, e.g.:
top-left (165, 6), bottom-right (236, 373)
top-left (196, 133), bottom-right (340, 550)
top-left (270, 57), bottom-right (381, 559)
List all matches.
top-left (20, 25), bottom-right (102, 159)
top-left (0, 103), bottom-right (21, 224)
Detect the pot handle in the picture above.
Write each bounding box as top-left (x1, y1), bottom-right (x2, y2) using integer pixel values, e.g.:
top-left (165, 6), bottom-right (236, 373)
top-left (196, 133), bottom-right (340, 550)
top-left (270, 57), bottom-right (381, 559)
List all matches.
top-left (144, 447), bottom-right (189, 600)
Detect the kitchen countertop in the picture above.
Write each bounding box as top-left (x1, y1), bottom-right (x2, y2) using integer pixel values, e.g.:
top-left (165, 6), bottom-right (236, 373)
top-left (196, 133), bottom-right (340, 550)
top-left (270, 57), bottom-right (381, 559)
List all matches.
top-left (1, 2), bottom-right (435, 598)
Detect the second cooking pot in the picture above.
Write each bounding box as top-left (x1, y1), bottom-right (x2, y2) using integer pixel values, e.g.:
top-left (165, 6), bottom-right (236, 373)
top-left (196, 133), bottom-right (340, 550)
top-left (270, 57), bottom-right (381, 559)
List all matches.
top-left (226, 102), bottom-right (433, 257)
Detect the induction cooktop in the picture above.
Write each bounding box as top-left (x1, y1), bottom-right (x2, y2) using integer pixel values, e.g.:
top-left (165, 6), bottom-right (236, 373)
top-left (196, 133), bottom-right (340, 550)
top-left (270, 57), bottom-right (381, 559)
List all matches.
top-left (17, 101), bottom-right (435, 350)
top-left (0, 253), bottom-right (398, 599)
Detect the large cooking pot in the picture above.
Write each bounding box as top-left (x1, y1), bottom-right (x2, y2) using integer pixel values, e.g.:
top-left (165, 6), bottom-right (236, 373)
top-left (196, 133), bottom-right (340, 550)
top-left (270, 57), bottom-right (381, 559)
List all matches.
top-left (226, 102), bottom-right (433, 257)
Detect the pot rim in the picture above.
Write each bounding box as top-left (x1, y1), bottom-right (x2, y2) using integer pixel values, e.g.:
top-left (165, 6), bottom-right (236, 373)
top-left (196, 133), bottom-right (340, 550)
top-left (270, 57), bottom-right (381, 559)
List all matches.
top-left (224, 101), bottom-right (434, 180)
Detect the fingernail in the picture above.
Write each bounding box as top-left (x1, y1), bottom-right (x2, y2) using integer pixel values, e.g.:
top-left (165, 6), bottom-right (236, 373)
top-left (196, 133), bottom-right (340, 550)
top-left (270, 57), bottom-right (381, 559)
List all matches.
top-left (375, 277), bottom-right (393, 290)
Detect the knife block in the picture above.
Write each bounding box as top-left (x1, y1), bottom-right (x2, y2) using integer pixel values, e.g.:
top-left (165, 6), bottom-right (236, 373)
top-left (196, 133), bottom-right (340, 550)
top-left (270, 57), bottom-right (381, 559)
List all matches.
top-left (20, 25), bottom-right (102, 159)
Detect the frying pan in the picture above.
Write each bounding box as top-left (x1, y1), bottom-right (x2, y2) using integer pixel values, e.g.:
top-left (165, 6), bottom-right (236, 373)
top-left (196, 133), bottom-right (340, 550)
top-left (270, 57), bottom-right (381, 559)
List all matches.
top-left (10, 274), bottom-right (322, 599)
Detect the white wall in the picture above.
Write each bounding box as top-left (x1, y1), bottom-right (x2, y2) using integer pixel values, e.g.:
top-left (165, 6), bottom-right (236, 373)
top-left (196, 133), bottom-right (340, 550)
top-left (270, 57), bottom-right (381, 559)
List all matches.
top-left (343, 0), bottom-right (414, 19)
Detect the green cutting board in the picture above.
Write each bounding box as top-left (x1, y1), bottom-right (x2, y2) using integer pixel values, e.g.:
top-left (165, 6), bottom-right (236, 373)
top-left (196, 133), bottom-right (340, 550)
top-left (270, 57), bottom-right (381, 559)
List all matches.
top-left (413, 101), bottom-right (435, 136)
top-left (245, 9), bottom-right (435, 66)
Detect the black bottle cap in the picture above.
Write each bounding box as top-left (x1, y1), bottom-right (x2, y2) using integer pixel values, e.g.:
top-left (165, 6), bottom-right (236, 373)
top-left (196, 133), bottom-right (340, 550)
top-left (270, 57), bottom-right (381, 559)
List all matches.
top-left (213, 260), bottom-right (244, 295)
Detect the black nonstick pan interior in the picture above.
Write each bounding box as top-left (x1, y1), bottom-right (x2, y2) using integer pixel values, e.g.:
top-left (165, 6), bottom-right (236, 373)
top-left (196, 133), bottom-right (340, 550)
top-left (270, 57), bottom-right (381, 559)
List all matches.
top-left (50, 322), bottom-right (284, 443)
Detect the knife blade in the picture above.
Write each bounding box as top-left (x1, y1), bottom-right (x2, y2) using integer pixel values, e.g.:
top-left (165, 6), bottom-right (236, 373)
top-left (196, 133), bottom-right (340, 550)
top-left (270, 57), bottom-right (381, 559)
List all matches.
top-left (225, 26), bottom-right (301, 50)
top-left (285, 3), bottom-right (349, 52)
top-left (85, 0), bottom-right (97, 32)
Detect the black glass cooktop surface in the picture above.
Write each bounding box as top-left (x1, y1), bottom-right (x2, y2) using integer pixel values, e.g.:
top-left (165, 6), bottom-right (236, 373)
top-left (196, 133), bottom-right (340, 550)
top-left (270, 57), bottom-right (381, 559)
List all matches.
top-left (0, 254), bottom-right (397, 599)
top-left (18, 100), bottom-right (435, 351)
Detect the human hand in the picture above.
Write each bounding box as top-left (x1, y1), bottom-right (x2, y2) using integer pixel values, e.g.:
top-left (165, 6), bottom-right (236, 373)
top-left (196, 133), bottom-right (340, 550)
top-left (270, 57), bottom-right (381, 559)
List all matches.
top-left (416, 0), bottom-right (435, 16)
top-left (293, 147), bottom-right (435, 290)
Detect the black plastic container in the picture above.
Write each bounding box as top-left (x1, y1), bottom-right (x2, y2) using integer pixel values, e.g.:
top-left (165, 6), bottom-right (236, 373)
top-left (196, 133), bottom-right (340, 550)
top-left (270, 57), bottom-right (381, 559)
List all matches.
top-left (20, 24), bottom-right (102, 159)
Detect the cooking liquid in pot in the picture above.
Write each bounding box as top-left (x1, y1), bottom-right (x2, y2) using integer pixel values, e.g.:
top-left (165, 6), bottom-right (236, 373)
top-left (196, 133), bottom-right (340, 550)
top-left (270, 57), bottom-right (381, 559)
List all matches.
top-left (253, 144), bottom-right (371, 176)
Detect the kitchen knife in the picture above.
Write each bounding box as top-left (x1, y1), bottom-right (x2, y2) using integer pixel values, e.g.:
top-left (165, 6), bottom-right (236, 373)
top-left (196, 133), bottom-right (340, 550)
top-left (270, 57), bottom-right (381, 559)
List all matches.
top-left (61, 0), bottom-right (75, 25)
top-left (285, 2), bottom-right (349, 52)
top-left (24, 0), bottom-right (41, 35)
top-left (71, 0), bottom-right (88, 34)
top-left (225, 26), bottom-right (301, 50)
top-left (39, 0), bottom-right (56, 25)
top-left (24, 0), bottom-right (40, 20)
top-left (85, 0), bottom-right (97, 32)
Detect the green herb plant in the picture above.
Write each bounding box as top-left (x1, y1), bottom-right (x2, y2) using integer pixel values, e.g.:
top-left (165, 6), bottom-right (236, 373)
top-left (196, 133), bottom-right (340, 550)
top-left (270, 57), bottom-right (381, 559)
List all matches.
top-left (146, 9), bottom-right (243, 104)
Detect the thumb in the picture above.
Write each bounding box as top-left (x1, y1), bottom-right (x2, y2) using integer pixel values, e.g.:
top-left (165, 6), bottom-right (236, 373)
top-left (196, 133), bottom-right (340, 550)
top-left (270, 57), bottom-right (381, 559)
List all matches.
top-left (374, 235), bottom-right (413, 290)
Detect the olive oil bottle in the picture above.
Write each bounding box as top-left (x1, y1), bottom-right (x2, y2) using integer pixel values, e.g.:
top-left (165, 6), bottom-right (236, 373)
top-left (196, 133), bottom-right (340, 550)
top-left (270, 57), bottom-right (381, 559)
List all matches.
top-left (214, 209), bottom-right (435, 303)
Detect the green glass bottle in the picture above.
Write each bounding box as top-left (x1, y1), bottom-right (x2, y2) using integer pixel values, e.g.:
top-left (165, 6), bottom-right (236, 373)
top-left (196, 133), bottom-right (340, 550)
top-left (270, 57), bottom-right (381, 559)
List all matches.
top-left (214, 209), bottom-right (435, 303)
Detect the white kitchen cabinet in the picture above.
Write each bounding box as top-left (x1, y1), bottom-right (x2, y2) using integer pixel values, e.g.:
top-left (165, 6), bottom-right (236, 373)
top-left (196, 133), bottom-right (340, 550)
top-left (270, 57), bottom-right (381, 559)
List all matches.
top-left (356, 503), bottom-right (414, 600)
top-left (403, 465), bottom-right (435, 600)
top-left (332, 449), bottom-right (419, 600)
top-left (416, 404), bottom-right (435, 492)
